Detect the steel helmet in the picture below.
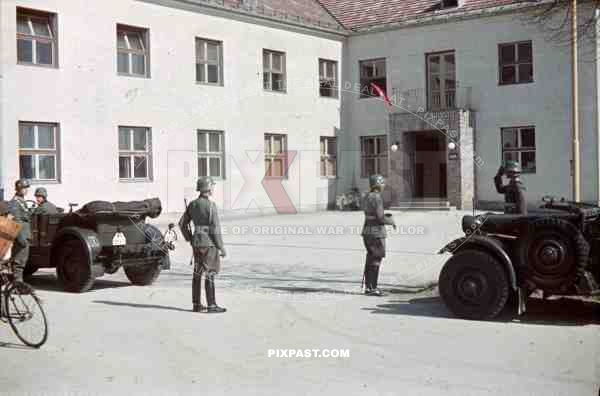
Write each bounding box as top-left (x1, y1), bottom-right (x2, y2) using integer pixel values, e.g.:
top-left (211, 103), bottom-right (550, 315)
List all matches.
top-left (368, 174), bottom-right (385, 189)
top-left (34, 187), bottom-right (48, 198)
top-left (15, 179), bottom-right (30, 191)
top-left (196, 177), bottom-right (215, 193)
top-left (504, 160), bottom-right (522, 175)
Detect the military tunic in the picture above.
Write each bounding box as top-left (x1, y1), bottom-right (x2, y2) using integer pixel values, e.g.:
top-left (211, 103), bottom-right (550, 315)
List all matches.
top-left (8, 196), bottom-right (32, 275)
top-left (361, 192), bottom-right (394, 260)
top-left (35, 200), bottom-right (58, 215)
top-left (494, 174), bottom-right (527, 215)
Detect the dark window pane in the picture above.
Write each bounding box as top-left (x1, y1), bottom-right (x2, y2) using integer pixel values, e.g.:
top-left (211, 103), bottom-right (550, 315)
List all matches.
top-left (263, 52), bottom-right (270, 70)
top-left (375, 60), bottom-right (385, 77)
top-left (17, 17), bottom-right (31, 35)
top-left (329, 159), bottom-right (336, 176)
top-left (502, 128), bottom-right (517, 149)
top-left (17, 39), bottom-right (33, 62)
top-left (37, 125), bottom-right (55, 148)
top-left (19, 155), bottom-right (35, 179)
top-left (128, 33), bottom-right (144, 51)
top-left (518, 43), bottom-right (532, 62)
top-left (131, 54), bottom-right (145, 75)
top-left (133, 156), bottom-right (148, 178)
top-left (36, 41), bottom-right (52, 65)
top-left (198, 133), bottom-right (207, 152)
top-left (518, 63), bottom-right (533, 83)
top-left (119, 156), bottom-right (131, 178)
top-left (327, 138), bottom-right (336, 156)
top-left (272, 73), bottom-right (284, 91)
top-left (500, 44), bottom-right (515, 64)
top-left (371, 78), bottom-right (387, 95)
top-left (119, 129), bottom-right (130, 150)
top-left (501, 65), bottom-right (515, 84)
top-left (196, 63), bottom-right (206, 82)
top-left (521, 151), bottom-right (536, 173)
top-left (520, 128), bottom-right (535, 148)
top-left (326, 62), bottom-right (335, 78)
top-left (19, 124), bottom-right (35, 148)
top-left (196, 40), bottom-right (205, 61)
top-left (38, 155), bottom-right (56, 180)
top-left (209, 158), bottom-right (221, 177)
top-left (271, 159), bottom-right (283, 177)
top-left (206, 42), bottom-right (219, 62)
top-left (272, 53), bottom-right (282, 71)
top-left (209, 133), bottom-right (220, 152)
top-left (199, 157), bottom-right (208, 176)
top-left (263, 72), bottom-right (270, 89)
top-left (366, 158), bottom-right (376, 176)
top-left (118, 52), bottom-right (129, 74)
top-left (320, 160), bottom-right (326, 176)
top-left (207, 65), bottom-right (219, 83)
top-left (133, 128), bottom-right (147, 151)
top-left (117, 31), bottom-right (127, 49)
top-left (32, 20), bottom-right (51, 37)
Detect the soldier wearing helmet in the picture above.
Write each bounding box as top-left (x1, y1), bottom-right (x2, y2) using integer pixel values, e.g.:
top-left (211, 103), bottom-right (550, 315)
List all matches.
top-left (494, 160), bottom-right (527, 215)
top-left (7, 179), bottom-right (32, 282)
top-left (33, 187), bottom-right (58, 215)
top-left (360, 174), bottom-right (396, 296)
top-left (178, 177), bottom-right (227, 313)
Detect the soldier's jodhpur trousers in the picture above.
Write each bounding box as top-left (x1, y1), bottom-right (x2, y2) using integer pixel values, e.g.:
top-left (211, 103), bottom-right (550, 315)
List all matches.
top-left (363, 236), bottom-right (385, 290)
top-left (11, 241), bottom-right (29, 282)
top-left (192, 246), bottom-right (220, 307)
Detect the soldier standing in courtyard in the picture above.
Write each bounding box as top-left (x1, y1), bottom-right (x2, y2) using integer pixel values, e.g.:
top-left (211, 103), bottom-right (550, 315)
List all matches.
top-left (494, 160), bottom-right (527, 215)
top-left (361, 174), bottom-right (396, 296)
top-left (8, 179), bottom-right (32, 282)
top-left (179, 177), bottom-right (227, 313)
top-left (33, 187), bottom-right (58, 215)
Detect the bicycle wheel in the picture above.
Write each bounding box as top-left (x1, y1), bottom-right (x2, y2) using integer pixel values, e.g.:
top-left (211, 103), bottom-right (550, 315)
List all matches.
top-left (4, 282), bottom-right (48, 348)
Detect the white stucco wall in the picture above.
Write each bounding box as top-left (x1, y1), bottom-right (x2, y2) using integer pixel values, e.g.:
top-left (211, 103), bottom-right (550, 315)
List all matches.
top-left (340, 8), bottom-right (599, 205)
top-left (0, 0), bottom-right (343, 213)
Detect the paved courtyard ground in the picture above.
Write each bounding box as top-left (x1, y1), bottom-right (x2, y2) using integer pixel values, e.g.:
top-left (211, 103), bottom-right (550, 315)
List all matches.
top-left (1, 211), bottom-right (598, 396)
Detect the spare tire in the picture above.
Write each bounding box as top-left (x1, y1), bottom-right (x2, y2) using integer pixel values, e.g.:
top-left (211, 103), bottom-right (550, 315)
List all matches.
top-left (515, 217), bottom-right (589, 293)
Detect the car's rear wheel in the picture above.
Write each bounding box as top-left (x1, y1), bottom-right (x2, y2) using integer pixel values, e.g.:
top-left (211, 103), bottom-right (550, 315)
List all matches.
top-left (55, 238), bottom-right (95, 293)
top-left (439, 249), bottom-right (509, 320)
top-left (124, 262), bottom-right (161, 286)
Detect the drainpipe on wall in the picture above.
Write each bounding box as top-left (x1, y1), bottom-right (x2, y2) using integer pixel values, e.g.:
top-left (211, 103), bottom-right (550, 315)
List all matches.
top-left (572, 0), bottom-right (581, 202)
top-left (596, 7), bottom-right (600, 206)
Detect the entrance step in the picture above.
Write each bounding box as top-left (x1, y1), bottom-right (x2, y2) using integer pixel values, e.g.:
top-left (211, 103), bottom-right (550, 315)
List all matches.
top-left (389, 199), bottom-right (454, 211)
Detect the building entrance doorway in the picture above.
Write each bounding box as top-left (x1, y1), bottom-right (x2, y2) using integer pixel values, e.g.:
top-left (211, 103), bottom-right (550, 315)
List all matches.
top-left (409, 131), bottom-right (447, 198)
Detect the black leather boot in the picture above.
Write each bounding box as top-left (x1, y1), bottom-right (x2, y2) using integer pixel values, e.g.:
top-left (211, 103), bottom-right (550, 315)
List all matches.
top-left (205, 272), bottom-right (226, 313)
top-left (365, 265), bottom-right (384, 296)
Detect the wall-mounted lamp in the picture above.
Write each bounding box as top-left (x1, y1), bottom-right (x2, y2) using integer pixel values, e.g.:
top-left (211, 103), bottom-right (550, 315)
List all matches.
top-left (448, 141), bottom-right (457, 151)
top-left (390, 142), bottom-right (400, 152)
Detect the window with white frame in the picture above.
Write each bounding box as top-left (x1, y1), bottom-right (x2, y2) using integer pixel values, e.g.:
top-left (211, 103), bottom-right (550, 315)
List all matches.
top-left (263, 50), bottom-right (286, 92)
top-left (264, 134), bottom-right (288, 177)
top-left (359, 58), bottom-right (386, 99)
top-left (501, 126), bottom-right (536, 173)
top-left (196, 38), bottom-right (223, 85)
top-left (198, 130), bottom-right (225, 178)
top-left (117, 25), bottom-right (149, 77)
top-left (118, 127), bottom-right (152, 180)
top-left (17, 8), bottom-right (57, 66)
top-left (499, 41), bottom-right (533, 85)
top-left (360, 135), bottom-right (388, 177)
top-left (319, 59), bottom-right (338, 98)
top-left (19, 122), bottom-right (60, 182)
top-left (320, 137), bottom-right (337, 177)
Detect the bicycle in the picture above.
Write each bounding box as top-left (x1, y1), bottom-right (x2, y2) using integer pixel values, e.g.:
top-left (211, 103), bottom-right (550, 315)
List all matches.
top-left (0, 260), bottom-right (48, 348)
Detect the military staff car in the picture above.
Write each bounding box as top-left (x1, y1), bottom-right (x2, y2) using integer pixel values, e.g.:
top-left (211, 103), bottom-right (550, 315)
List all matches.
top-left (438, 196), bottom-right (600, 320)
top-left (24, 198), bottom-right (176, 293)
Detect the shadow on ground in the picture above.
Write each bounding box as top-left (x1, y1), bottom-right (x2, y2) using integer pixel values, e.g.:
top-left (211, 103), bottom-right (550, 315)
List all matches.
top-left (92, 300), bottom-right (191, 313)
top-left (26, 273), bottom-right (130, 293)
top-left (365, 296), bottom-right (600, 326)
top-left (262, 285), bottom-right (434, 296)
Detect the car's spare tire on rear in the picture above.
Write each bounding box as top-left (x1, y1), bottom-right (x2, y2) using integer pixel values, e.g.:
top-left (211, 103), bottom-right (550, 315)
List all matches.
top-left (124, 263), bottom-right (161, 286)
top-left (514, 217), bottom-right (588, 293)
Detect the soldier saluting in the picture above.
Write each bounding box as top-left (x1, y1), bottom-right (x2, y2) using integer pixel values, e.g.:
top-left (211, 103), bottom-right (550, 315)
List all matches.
top-left (494, 160), bottom-right (527, 215)
top-left (8, 179), bottom-right (32, 282)
top-left (361, 174), bottom-right (396, 296)
top-left (179, 177), bottom-right (227, 313)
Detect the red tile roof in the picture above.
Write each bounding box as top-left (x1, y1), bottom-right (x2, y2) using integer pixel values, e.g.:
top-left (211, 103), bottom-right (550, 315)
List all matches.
top-left (317, 0), bottom-right (525, 31)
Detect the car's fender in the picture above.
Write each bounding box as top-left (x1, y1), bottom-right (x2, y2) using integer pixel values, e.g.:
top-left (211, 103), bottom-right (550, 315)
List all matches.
top-left (53, 227), bottom-right (102, 264)
top-left (439, 235), bottom-right (517, 290)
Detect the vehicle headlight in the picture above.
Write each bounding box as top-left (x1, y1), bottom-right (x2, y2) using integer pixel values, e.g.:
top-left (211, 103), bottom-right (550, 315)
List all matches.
top-left (461, 215), bottom-right (482, 234)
